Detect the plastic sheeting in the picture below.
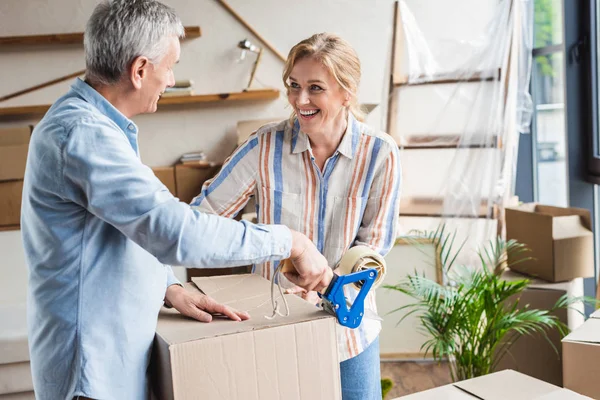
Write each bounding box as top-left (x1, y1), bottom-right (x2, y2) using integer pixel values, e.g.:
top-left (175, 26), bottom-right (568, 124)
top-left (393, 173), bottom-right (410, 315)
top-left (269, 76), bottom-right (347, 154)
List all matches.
top-left (390, 0), bottom-right (533, 265)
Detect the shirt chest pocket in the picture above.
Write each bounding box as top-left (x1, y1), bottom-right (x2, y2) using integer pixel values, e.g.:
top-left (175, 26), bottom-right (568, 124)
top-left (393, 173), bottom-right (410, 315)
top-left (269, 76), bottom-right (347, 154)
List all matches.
top-left (329, 195), bottom-right (368, 249)
top-left (258, 185), bottom-right (302, 229)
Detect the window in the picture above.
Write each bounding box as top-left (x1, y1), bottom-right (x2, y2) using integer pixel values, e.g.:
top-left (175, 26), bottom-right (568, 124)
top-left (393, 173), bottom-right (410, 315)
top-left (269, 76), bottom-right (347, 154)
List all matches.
top-left (531, 0), bottom-right (568, 206)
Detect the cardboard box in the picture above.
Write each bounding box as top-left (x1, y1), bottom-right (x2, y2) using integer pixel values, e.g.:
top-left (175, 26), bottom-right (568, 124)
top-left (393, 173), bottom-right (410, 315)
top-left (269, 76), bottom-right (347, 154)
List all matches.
top-left (562, 310), bottom-right (600, 399)
top-left (0, 180), bottom-right (24, 227)
top-left (174, 163), bottom-right (221, 204)
top-left (152, 166), bottom-right (177, 195)
top-left (0, 126), bottom-right (31, 182)
top-left (494, 271), bottom-right (584, 386)
top-left (394, 369), bottom-right (591, 399)
top-left (150, 274), bottom-right (340, 400)
top-left (505, 203), bottom-right (594, 282)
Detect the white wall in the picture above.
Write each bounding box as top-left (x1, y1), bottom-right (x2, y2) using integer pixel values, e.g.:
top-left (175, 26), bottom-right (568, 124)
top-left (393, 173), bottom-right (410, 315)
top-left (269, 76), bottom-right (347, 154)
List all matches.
top-left (0, 0), bottom-right (396, 296)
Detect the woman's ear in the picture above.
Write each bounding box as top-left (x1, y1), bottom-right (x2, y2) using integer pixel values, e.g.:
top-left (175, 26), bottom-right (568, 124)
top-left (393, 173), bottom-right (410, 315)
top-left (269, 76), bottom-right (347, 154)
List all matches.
top-left (129, 56), bottom-right (150, 90)
top-left (343, 94), bottom-right (351, 107)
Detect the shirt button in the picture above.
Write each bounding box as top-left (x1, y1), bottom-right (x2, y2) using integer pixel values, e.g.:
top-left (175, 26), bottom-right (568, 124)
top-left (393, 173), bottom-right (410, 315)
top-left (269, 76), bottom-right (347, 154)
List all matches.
top-left (280, 247), bottom-right (285, 253)
top-left (128, 124), bottom-right (134, 131)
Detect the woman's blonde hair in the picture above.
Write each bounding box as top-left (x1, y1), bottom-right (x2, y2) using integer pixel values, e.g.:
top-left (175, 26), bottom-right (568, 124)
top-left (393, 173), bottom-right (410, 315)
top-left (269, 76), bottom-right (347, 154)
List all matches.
top-left (283, 33), bottom-right (365, 123)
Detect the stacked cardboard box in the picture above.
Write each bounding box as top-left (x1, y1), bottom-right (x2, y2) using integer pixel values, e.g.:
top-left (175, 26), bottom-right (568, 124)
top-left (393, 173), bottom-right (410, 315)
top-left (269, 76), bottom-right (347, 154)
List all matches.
top-left (494, 271), bottom-right (584, 386)
top-left (502, 203), bottom-right (600, 397)
top-left (505, 203), bottom-right (594, 282)
top-left (0, 126), bottom-right (31, 228)
top-left (562, 310), bottom-right (600, 399)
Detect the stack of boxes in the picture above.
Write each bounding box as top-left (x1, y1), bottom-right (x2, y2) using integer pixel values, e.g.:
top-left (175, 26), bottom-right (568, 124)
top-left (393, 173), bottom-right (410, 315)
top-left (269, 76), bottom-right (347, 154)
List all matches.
top-left (0, 126), bottom-right (31, 229)
top-left (498, 203), bottom-right (596, 398)
top-left (0, 126), bottom-right (34, 398)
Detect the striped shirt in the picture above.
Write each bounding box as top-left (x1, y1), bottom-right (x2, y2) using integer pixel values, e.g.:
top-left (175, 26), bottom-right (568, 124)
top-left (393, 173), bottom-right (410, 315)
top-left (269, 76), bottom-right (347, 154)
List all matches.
top-left (191, 114), bottom-right (402, 361)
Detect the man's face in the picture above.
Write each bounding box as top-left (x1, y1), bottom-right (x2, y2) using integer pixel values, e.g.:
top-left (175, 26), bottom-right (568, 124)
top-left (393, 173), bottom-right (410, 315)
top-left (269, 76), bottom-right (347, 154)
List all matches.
top-left (139, 36), bottom-right (180, 114)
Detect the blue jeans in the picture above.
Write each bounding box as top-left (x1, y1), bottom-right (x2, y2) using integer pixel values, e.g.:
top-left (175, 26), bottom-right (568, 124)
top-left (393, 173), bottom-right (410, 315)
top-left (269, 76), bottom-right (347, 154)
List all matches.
top-left (340, 337), bottom-right (382, 400)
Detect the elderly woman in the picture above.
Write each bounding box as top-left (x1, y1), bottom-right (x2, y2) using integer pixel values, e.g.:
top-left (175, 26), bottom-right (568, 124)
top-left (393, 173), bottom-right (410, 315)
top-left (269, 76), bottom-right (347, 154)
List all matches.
top-left (191, 33), bottom-right (401, 399)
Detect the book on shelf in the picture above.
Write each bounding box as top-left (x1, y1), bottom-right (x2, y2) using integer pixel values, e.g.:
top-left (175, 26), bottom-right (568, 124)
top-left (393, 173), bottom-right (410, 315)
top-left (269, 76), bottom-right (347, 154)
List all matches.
top-left (180, 151), bottom-right (207, 162)
top-left (180, 160), bottom-right (219, 167)
top-left (173, 79), bottom-right (194, 88)
top-left (162, 87), bottom-right (194, 97)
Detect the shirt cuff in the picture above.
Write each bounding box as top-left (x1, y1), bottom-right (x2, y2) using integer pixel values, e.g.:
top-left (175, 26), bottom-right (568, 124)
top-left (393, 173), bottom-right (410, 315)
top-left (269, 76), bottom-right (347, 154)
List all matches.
top-left (269, 224), bottom-right (292, 259)
top-left (166, 266), bottom-right (182, 288)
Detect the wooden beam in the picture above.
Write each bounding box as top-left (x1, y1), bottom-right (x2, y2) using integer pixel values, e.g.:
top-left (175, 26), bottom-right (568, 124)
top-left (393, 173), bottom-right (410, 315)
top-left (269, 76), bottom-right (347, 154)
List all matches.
top-left (215, 0), bottom-right (286, 62)
top-left (0, 26), bottom-right (202, 47)
top-left (391, 1), bottom-right (406, 86)
top-left (0, 70), bottom-right (85, 102)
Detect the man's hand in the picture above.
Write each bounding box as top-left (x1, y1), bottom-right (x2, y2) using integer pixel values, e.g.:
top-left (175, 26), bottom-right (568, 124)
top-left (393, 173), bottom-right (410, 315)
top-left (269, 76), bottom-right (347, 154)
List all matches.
top-left (284, 230), bottom-right (334, 292)
top-left (165, 284), bottom-right (250, 322)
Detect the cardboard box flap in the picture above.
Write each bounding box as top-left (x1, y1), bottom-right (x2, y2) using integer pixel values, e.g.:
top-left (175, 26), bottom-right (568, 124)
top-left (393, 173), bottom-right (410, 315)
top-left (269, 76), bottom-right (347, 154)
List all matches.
top-left (454, 370), bottom-right (566, 400)
top-left (508, 204), bottom-right (592, 231)
top-left (0, 126), bottom-right (31, 146)
top-left (553, 215), bottom-right (593, 239)
top-left (537, 204), bottom-right (592, 231)
top-left (508, 203), bottom-right (538, 213)
top-left (563, 317), bottom-right (600, 344)
top-left (157, 275), bottom-right (332, 345)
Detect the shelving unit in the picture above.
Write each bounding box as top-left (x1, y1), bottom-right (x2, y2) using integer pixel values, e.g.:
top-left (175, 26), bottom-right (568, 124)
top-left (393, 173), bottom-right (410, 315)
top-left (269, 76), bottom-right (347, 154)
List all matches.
top-left (0, 88), bottom-right (280, 120)
top-left (388, 1), bottom-right (503, 220)
top-left (0, 26), bottom-right (201, 47)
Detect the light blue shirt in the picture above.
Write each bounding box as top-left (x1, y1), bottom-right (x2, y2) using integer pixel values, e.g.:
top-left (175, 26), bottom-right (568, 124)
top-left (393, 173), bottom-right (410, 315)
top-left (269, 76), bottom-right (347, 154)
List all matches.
top-left (21, 78), bottom-right (292, 400)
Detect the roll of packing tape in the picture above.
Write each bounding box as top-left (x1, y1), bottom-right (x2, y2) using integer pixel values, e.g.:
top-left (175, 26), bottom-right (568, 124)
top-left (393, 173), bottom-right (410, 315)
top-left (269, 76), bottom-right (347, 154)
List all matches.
top-left (335, 245), bottom-right (387, 290)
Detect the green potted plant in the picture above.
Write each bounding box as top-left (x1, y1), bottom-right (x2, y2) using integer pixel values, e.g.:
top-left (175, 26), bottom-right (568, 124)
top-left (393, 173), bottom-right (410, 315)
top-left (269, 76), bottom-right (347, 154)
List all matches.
top-left (385, 225), bottom-right (589, 382)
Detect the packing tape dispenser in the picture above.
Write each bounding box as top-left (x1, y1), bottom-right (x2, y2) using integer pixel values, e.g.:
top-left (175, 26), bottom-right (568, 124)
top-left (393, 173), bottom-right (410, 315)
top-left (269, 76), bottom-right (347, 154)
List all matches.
top-left (281, 245), bottom-right (386, 329)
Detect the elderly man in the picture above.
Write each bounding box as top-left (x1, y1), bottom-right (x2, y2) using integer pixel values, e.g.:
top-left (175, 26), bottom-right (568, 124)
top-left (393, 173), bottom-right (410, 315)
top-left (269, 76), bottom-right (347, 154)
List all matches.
top-left (20, 1), bottom-right (330, 399)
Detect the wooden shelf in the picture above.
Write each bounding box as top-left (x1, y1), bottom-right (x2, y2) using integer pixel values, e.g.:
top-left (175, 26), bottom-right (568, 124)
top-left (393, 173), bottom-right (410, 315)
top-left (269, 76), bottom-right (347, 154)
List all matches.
top-left (394, 69), bottom-right (501, 87)
top-left (396, 134), bottom-right (501, 150)
top-left (400, 197), bottom-right (493, 218)
top-left (0, 225), bottom-right (19, 232)
top-left (0, 26), bottom-right (201, 47)
top-left (0, 88), bottom-right (280, 120)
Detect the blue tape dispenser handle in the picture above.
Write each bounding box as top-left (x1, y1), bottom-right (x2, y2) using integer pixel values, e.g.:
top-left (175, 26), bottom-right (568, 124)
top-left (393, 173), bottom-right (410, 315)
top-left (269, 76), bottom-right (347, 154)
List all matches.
top-left (320, 268), bottom-right (378, 329)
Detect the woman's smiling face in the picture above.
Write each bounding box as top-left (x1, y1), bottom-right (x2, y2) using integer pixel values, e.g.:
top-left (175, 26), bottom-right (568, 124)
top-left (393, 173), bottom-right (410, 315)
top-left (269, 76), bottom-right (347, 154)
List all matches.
top-left (287, 57), bottom-right (349, 136)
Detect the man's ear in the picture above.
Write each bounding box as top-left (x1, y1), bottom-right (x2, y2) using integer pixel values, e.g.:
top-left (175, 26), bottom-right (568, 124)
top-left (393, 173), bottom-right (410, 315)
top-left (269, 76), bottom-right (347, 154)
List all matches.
top-left (130, 56), bottom-right (150, 90)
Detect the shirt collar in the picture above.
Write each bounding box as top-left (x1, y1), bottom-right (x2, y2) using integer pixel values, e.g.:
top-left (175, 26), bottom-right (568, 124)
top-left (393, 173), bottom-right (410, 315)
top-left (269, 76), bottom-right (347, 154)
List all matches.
top-left (291, 113), bottom-right (360, 159)
top-left (70, 78), bottom-right (138, 135)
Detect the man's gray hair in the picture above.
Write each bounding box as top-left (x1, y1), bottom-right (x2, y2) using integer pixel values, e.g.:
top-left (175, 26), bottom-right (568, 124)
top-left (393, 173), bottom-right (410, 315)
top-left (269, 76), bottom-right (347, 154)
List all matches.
top-left (84, 0), bottom-right (184, 85)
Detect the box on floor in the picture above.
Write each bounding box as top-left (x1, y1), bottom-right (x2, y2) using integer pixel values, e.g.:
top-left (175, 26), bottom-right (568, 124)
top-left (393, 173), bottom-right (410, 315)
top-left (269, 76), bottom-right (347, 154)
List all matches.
top-left (0, 304), bottom-right (33, 398)
top-left (393, 369), bottom-right (591, 399)
top-left (494, 270), bottom-right (584, 386)
top-left (150, 274), bottom-right (340, 400)
top-left (505, 203), bottom-right (594, 282)
top-left (0, 126), bottom-right (32, 227)
top-left (562, 309), bottom-right (600, 399)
